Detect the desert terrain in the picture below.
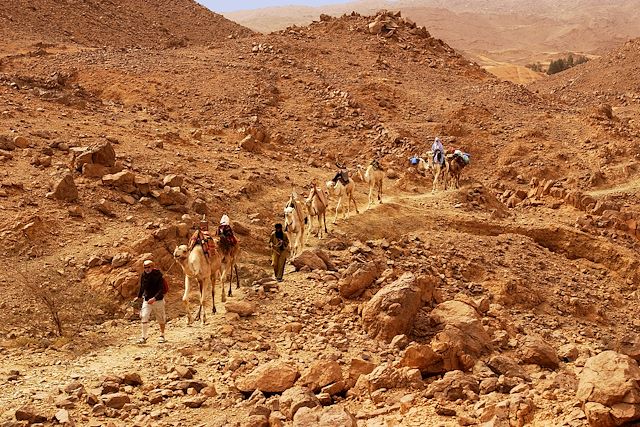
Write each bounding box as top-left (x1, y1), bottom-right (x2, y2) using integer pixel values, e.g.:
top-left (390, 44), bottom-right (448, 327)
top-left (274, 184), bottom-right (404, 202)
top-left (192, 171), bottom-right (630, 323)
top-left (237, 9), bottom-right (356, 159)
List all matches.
top-left (225, 0), bottom-right (640, 83)
top-left (1, 1), bottom-right (640, 427)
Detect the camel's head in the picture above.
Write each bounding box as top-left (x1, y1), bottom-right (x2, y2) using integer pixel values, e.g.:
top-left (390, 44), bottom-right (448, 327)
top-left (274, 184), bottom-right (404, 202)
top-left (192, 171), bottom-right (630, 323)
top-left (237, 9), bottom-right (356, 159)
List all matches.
top-left (284, 206), bottom-right (295, 222)
top-left (326, 180), bottom-right (336, 190)
top-left (173, 244), bottom-right (188, 260)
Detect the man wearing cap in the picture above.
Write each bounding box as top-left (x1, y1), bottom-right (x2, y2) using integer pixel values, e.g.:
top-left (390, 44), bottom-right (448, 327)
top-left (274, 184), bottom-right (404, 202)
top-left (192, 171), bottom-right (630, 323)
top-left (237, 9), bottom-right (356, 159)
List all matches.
top-left (132, 260), bottom-right (166, 344)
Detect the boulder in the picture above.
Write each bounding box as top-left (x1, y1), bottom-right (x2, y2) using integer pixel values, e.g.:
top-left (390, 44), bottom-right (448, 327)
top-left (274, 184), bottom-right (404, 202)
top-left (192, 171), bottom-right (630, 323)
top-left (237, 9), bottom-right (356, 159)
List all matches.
top-left (348, 358), bottom-right (376, 386)
top-left (338, 261), bottom-right (379, 298)
top-left (366, 363), bottom-right (402, 391)
top-left (425, 370), bottom-right (480, 402)
top-left (279, 386), bottom-right (320, 420)
top-left (163, 174), bottom-right (184, 187)
top-left (576, 351), bottom-right (640, 426)
top-left (225, 300), bottom-right (257, 317)
top-left (240, 134), bottom-right (260, 153)
top-left (429, 300), bottom-right (492, 371)
top-left (617, 333), bottom-right (640, 361)
top-left (291, 250), bottom-right (327, 271)
top-left (400, 343), bottom-right (444, 374)
top-left (102, 392), bottom-right (130, 409)
top-left (50, 173), bottom-right (79, 202)
top-left (236, 360), bottom-right (299, 393)
top-left (362, 273), bottom-right (437, 342)
top-left (91, 141), bottom-right (116, 166)
top-left (102, 170), bottom-right (136, 193)
top-left (82, 163), bottom-right (110, 178)
top-left (292, 405), bottom-right (356, 426)
top-left (518, 335), bottom-right (560, 369)
top-left (298, 360), bottom-right (343, 392)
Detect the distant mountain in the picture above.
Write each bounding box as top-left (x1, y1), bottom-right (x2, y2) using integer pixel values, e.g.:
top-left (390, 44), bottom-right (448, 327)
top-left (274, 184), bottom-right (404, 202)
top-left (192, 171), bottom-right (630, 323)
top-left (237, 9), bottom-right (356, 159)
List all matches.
top-left (0, 0), bottom-right (254, 49)
top-left (225, 0), bottom-right (640, 67)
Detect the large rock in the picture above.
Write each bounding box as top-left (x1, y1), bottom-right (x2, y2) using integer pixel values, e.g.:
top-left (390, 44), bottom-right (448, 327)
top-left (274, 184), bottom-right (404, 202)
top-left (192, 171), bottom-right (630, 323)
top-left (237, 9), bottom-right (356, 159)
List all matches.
top-left (617, 333), bottom-right (640, 361)
top-left (225, 300), bottom-right (257, 317)
top-left (236, 360), bottom-right (299, 393)
top-left (400, 343), bottom-right (444, 375)
top-left (298, 359), bottom-right (343, 392)
top-left (292, 405), bottom-right (356, 427)
top-left (429, 300), bottom-right (492, 371)
top-left (102, 170), bottom-right (136, 193)
top-left (362, 273), bottom-right (437, 342)
top-left (291, 250), bottom-right (327, 271)
top-left (576, 351), bottom-right (640, 426)
top-left (102, 392), bottom-right (130, 409)
top-left (338, 261), bottom-right (379, 298)
top-left (50, 173), bottom-right (79, 202)
top-left (91, 141), bottom-right (116, 166)
top-left (518, 334), bottom-right (560, 369)
top-left (279, 386), bottom-right (320, 420)
top-left (425, 370), bottom-right (480, 402)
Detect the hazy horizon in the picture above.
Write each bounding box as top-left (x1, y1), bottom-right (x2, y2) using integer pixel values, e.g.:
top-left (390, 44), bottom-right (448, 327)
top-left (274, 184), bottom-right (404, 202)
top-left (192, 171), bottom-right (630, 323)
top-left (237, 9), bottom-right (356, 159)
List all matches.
top-left (199, 0), bottom-right (353, 13)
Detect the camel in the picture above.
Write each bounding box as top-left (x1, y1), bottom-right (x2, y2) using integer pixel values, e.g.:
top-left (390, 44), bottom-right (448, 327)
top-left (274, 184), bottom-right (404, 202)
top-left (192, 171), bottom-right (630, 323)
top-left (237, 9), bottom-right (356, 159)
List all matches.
top-left (173, 242), bottom-right (222, 325)
top-left (448, 153), bottom-right (468, 189)
top-left (218, 241), bottom-right (240, 299)
top-left (284, 191), bottom-right (307, 257)
top-left (305, 183), bottom-right (329, 238)
top-left (326, 176), bottom-right (359, 224)
top-left (418, 151), bottom-right (448, 192)
top-left (356, 161), bottom-right (385, 209)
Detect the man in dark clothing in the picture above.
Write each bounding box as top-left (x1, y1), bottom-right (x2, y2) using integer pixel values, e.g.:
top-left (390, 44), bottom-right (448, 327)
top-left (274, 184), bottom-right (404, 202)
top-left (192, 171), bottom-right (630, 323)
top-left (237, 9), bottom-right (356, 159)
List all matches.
top-left (132, 260), bottom-right (166, 344)
top-left (269, 223), bottom-right (290, 282)
top-left (331, 162), bottom-right (349, 185)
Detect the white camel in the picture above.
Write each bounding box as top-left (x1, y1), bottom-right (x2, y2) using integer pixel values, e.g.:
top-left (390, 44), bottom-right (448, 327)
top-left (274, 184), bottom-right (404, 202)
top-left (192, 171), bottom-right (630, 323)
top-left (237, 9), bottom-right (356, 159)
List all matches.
top-left (326, 177), bottom-right (359, 224)
top-left (418, 151), bottom-right (449, 192)
top-left (284, 192), bottom-right (307, 257)
top-left (173, 243), bottom-right (222, 325)
top-left (356, 161), bottom-right (385, 209)
top-left (305, 184), bottom-right (329, 239)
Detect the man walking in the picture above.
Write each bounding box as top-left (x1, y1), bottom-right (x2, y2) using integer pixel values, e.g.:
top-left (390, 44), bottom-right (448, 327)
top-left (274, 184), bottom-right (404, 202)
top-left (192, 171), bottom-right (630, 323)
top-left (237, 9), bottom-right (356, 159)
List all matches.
top-left (269, 223), bottom-right (290, 282)
top-left (133, 260), bottom-right (166, 344)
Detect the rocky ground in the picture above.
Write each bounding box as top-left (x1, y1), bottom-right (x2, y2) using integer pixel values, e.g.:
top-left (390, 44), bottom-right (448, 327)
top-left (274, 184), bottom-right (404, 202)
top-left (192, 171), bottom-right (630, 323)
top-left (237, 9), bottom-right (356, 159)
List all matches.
top-left (1, 3), bottom-right (640, 427)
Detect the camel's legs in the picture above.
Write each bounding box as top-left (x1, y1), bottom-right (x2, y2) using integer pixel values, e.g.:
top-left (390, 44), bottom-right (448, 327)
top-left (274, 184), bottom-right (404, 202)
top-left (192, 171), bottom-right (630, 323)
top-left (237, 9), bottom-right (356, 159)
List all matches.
top-left (211, 272), bottom-right (216, 313)
top-left (220, 266), bottom-right (227, 303)
top-left (367, 185), bottom-right (374, 209)
top-left (234, 264), bottom-right (240, 290)
top-left (351, 193), bottom-right (359, 214)
top-left (183, 276), bottom-right (193, 325)
top-left (377, 181), bottom-right (383, 203)
top-left (333, 197), bottom-right (342, 224)
top-left (195, 279), bottom-right (204, 323)
top-left (227, 263), bottom-right (233, 297)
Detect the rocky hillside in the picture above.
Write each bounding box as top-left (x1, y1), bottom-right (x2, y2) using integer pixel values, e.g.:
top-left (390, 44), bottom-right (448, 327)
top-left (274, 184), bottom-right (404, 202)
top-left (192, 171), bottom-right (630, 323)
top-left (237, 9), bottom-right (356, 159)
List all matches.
top-left (1, 8), bottom-right (640, 427)
top-left (531, 38), bottom-right (640, 107)
top-left (0, 0), bottom-right (253, 50)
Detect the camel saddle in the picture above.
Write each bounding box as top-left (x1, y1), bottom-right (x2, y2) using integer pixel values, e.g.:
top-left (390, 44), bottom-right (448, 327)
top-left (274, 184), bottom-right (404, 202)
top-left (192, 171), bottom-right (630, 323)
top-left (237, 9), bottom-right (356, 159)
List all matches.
top-left (188, 230), bottom-right (215, 257)
top-left (371, 159), bottom-right (381, 170)
top-left (333, 170), bottom-right (349, 185)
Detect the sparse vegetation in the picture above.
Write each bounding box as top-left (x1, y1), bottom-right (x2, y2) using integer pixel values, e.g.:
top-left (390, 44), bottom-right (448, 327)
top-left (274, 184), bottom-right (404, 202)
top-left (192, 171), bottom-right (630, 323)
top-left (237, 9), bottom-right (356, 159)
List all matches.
top-left (525, 62), bottom-right (543, 72)
top-left (547, 53), bottom-right (589, 75)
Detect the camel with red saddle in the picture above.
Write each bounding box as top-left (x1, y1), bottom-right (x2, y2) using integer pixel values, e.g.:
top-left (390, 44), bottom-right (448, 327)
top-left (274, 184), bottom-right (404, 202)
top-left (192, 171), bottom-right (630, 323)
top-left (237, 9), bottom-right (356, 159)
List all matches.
top-left (173, 237), bottom-right (222, 325)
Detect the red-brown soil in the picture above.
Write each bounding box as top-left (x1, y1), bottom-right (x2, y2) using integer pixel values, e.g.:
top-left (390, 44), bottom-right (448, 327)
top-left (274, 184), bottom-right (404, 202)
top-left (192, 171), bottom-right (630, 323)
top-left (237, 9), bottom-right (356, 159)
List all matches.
top-left (1, 4), bottom-right (640, 427)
